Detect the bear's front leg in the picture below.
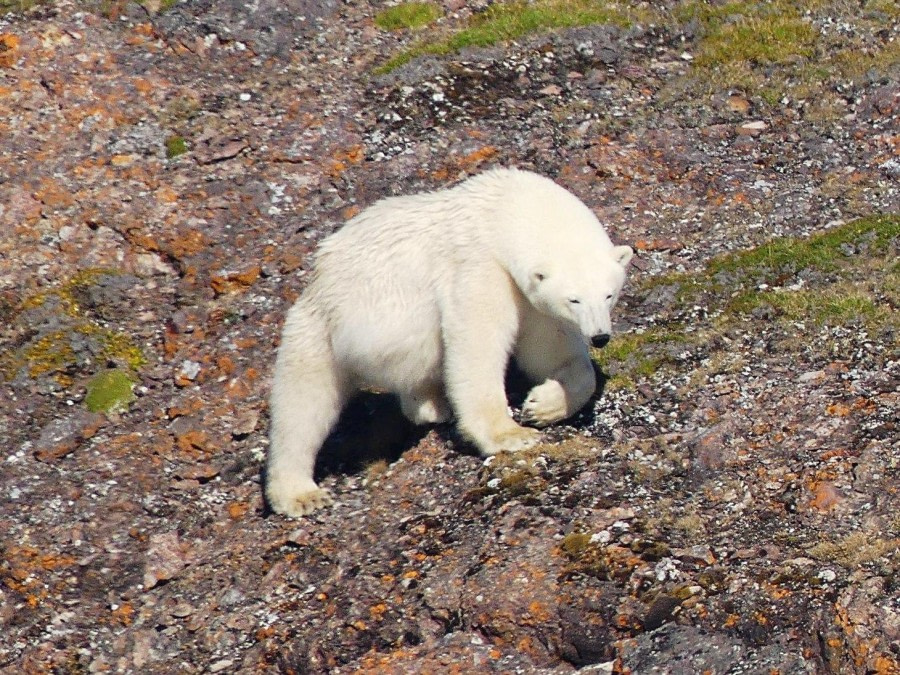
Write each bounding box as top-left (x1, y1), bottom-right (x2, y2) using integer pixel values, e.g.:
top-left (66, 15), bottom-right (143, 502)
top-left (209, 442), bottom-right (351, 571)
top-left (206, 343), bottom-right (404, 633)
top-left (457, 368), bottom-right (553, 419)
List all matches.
top-left (520, 359), bottom-right (596, 427)
top-left (516, 324), bottom-right (597, 427)
top-left (441, 267), bottom-right (540, 456)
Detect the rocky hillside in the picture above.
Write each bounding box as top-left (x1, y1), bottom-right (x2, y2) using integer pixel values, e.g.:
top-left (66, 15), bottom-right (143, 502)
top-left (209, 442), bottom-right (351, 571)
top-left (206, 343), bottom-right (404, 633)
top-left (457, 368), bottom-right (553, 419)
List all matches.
top-left (1, 0), bottom-right (897, 672)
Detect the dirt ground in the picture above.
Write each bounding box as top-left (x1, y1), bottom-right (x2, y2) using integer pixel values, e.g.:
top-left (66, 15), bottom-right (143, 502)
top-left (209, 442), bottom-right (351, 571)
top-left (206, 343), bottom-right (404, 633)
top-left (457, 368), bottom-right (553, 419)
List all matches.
top-left (1, 1), bottom-right (897, 672)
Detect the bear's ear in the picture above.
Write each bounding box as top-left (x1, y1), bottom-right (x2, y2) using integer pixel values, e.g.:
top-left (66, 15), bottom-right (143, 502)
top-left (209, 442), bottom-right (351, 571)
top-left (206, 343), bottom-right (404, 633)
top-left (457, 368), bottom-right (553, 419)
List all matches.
top-left (612, 245), bottom-right (633, 268)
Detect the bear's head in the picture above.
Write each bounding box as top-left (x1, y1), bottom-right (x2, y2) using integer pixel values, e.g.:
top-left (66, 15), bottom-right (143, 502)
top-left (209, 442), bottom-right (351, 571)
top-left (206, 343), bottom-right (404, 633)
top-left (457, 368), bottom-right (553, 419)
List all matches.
top-left (517, 244), bottom-right (633, 347)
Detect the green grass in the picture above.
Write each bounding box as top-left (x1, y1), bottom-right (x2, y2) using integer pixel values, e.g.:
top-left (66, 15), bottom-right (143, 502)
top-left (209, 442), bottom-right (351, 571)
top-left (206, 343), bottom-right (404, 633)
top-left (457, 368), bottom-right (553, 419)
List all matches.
top-left (598, 214), bottom-right (899, 389)
top-left (592, 330), bottom-right (680, 390)
top-left (375, 2), bottom-right (442, 31)
top-left (708, 214), bottom-right (899, 281)
top-left (674, 0), bottom-right (900, 108)
top-left (694, 15), bottom-right (816, 68)
top-left (372, 0), bottom-right (899, 119)
top-left (0, 0), bottom-right (42, 12)
top-left (704, 214), bottom-right (899, 330)
top-left (377, 0), bottom-right (645, 73)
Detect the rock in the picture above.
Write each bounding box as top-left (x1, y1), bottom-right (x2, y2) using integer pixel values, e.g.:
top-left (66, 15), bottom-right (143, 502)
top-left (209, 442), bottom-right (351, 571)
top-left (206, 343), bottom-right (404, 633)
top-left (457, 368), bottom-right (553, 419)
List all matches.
top-left (726, 94), bottom-right (751, 114)
top-left (175, 360), bottom-right (201, 386)
top-left (737, 120), bottom-right (768, 136)
top-left (231, 409), bottom-right (259, 437)
top-left (143, 531), bottom-right (190, 590)
top-left (558, 587), bottom-right (619, 666)
top-left (33, 409), bottom-right (105, 462)
top-left (3, 1), bottom-right (899, 672)
top-left (618, 625), bottom-right (814, 673)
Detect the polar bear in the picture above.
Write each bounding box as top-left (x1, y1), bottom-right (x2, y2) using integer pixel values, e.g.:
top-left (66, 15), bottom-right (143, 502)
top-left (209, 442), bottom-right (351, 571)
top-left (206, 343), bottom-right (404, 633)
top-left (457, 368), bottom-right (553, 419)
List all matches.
top-left (267, 168), bottom-right (632, 517)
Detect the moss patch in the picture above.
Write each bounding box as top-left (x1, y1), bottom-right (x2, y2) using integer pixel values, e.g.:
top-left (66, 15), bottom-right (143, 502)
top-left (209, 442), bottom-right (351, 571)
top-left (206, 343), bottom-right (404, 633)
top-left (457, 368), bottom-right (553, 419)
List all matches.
top-left (374, 2), bottom-right (442, 31)
top-left (165, 135), bottom-right (189, 159)
top-left (673, 0), bottom-right (900, 109)
top-left (0, 0), bottom-right (45, 13)
top-left (1, 269), bottom-right (146, 390)
top-left (377, 0), bottom-right (648, 73)
top-left (808, 531), bottom-right (900, 569)
top-left (84, 368), bottom-right (137, 413)
top-left (600, 214), bottom-right (898, 389)
top-left (709, 214), bottom-right (899, 280)
top-left (375, 0), bottom-right (898, 105)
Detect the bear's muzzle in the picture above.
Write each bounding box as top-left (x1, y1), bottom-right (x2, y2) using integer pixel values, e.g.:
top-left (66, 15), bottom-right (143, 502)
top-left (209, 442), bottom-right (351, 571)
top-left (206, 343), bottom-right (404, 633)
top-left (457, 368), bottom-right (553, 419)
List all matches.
top-left (591, 333), bottom-right (611, 349)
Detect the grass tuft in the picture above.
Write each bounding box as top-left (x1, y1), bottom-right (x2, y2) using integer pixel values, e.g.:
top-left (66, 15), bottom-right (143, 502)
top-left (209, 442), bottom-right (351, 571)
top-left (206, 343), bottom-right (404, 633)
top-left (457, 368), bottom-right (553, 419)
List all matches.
top-left (377, 0), bottom-right (644, 74)
top-left (694, 15), bottom-right (816, 68)
top-left (374, 2), bottom-right (442, 31)
top-left (599, 214), bottom-right (898, 389)
top-left (673, 0), bottom-right (900, 108)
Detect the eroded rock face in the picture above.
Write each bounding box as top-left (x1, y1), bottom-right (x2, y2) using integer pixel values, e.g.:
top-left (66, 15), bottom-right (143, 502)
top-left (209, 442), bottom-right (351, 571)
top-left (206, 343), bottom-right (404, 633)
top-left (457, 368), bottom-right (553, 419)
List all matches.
top-left (152, 0), bottom-right (342, 56)
top-left (1, 0), bottom-right (898, 673)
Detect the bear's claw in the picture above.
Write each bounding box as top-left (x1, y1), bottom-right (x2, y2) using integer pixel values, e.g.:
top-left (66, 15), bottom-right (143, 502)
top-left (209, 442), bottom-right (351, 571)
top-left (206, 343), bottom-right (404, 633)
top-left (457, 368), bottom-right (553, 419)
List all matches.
top-left (521, 381), bottom-right (568, 427)
top-left (269, 488), bottom-right (334, 518)
top-left (482, 425), bottom-right (541, 455)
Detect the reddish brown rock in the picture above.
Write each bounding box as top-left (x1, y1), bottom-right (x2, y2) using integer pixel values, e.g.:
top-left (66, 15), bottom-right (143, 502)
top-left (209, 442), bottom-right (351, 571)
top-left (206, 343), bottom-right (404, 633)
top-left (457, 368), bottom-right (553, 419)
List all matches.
top-left (32, 409), bottom-right (105, 462)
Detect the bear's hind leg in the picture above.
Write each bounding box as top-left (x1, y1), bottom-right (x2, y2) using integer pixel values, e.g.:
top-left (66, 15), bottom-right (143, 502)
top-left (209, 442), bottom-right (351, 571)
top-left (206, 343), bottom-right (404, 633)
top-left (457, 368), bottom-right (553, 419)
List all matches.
top-left (267, 302), bottom-right (348, 517)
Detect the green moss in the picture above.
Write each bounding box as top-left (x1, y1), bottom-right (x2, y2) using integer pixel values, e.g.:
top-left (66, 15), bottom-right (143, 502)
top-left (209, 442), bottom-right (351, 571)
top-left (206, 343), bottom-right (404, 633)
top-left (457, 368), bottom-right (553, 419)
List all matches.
top-left (84, 369), bottom-right (136, 413)
top-left (710, 215), bottom-right (899, 280)
top-left (1, 270), bottom-right (146, 390)
top-left (605, 214), bottom-right (898, 389)
top-left (808, 531), bottom-right (899, 568)
top-left (592, 328), bottom-right (684, 390)
top-left (377, 0), bottom-right (649, 73)
top-left (695, 15), bottom-right (816, 68)
top-left (674, 1), bottom-right (900, 108)
top-left (374, 2), bottom-right (442, 31)
top-left (560, 532), bottom-right (593, 556)
top-left (165, 136), bottom-right (188, 159)
top-left (738, 286), bottom-right (887, 329)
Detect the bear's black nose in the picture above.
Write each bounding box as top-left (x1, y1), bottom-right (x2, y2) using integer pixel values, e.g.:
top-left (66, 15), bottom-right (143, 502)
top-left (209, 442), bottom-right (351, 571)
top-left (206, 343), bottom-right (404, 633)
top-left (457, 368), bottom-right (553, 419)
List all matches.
top-left (591, 333), bottom-right (610, 349)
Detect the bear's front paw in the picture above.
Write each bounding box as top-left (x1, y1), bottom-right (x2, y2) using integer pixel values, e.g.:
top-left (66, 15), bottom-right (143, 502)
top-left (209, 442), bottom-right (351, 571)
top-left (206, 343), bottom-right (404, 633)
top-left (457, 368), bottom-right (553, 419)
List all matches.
top-left (268, 486), bottom-right (334, 518)
top-left (521, 381), bottom-right (568, 427)
top-left (483, 425), bottom-right (540, 455)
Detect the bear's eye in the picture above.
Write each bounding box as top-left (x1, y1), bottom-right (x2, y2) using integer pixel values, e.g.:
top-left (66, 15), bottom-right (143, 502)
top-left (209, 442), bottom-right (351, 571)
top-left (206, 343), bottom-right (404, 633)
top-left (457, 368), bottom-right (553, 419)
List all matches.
top-left (606, 294), bottom-right (613, 301)
top-left (534, 272), bottom-right (546, 282)
top-left (569, 298), bottom-right (580, 305)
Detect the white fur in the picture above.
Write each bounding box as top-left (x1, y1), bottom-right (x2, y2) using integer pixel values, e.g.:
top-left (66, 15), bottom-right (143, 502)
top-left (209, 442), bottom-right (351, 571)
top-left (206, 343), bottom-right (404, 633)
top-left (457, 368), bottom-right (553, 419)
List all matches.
top-left (267, 168), bottom-right (632, 517)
